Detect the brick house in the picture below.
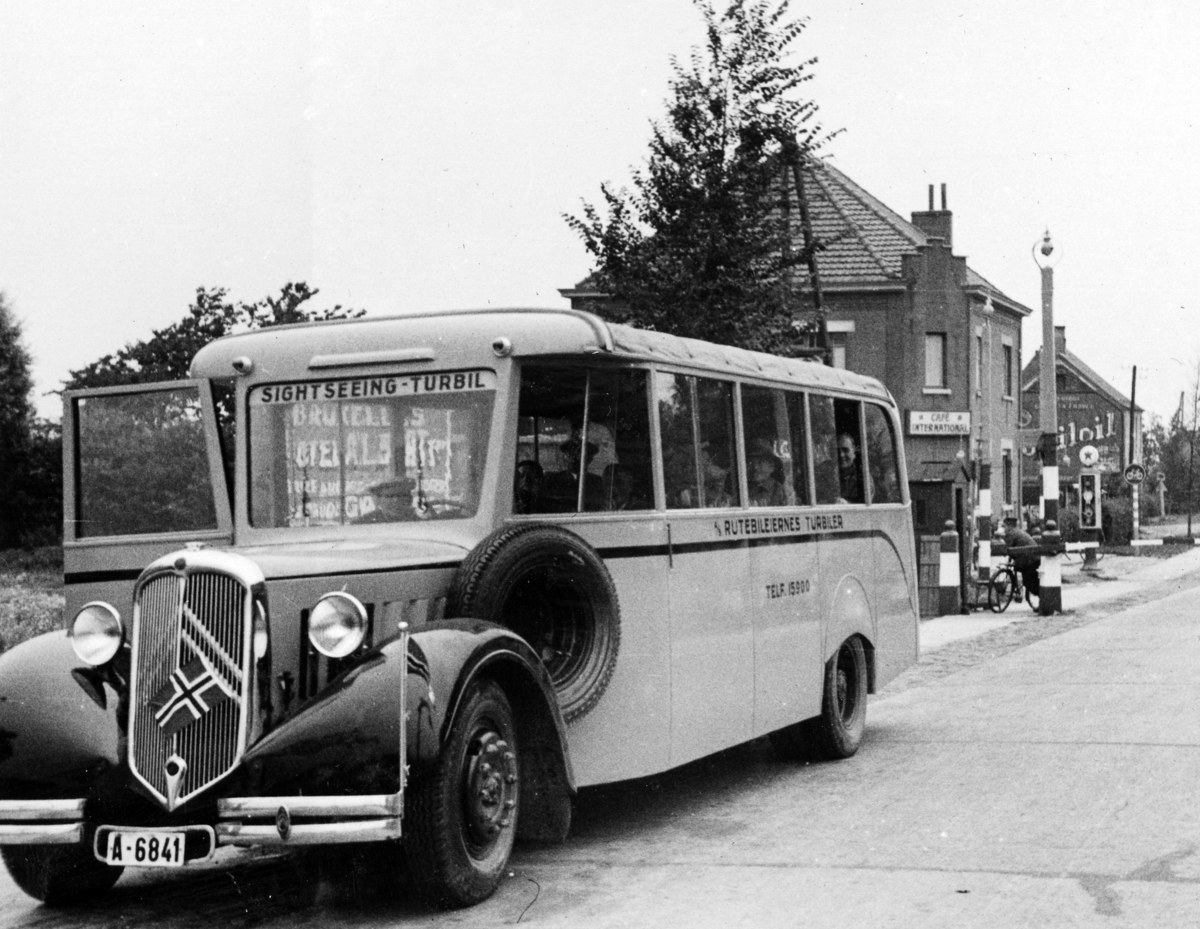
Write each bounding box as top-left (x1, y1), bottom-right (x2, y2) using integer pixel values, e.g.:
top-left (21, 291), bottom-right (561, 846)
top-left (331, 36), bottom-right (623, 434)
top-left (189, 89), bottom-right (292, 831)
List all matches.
top-left (1020, 325), bottom-right (1142, 516)
top-left (561, 161), bottom-right (1033, 558)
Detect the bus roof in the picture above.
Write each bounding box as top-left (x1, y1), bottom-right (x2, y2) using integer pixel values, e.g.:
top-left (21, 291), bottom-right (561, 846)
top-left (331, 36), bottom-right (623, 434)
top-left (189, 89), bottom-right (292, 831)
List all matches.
top-left (190, 307), bottom-right (891, 401)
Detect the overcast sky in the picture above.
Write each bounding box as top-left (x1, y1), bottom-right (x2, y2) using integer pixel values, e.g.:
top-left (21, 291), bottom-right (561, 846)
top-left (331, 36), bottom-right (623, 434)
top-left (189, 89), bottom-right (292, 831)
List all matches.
top-left (2, 1), bottom-right (1197, 424)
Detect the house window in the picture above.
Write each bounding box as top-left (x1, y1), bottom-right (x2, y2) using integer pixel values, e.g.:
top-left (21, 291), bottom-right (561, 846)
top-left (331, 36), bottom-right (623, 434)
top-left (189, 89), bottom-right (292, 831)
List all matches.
top-left (975, 335), bottom-right (983, 394)
top-left (1003, 344), bottom-right (1014, 397)
top-left (1002, 449), bottom-right (1013, 505)
top-left (925, 333), bottom-right (947, 388)
top-left (830, 333), bottom-right (847, 369)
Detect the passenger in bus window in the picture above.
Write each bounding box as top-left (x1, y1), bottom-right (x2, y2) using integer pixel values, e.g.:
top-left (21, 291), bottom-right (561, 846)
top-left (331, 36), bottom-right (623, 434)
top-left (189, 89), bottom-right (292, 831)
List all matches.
top-left (514, 460), bottom-right (545, 514)
top-left (837, 433), bottom-right (864, 504)
top-left (602, 463), bottom-right (647, 511)
top-left (679, 444), bottom-right (733, 508)
top-left (749, 449), bottom-right (787, 507)
top-left (545, 426), bottom-right (605, 512)
top-left (585, 421), bottom-right (616, 478)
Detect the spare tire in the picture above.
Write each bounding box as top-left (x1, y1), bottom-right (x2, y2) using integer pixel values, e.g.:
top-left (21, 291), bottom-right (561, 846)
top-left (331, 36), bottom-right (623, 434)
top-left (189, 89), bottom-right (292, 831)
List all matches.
top-left (446, 523), bottom-right (620, 723)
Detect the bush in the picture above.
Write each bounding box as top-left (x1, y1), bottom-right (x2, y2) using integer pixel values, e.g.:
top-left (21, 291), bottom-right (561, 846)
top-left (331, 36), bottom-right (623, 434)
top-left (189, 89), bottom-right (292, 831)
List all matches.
top-left (1055, 506), bottom-right (1082, 543)
top-left (1102, 496), bottom-right (1134, 545)
top-left (0, 546), bottom-right (63, 573)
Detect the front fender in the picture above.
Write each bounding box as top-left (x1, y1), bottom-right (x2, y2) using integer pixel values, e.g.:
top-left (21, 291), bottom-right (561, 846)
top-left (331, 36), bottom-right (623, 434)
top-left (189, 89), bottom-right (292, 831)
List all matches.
top-left (0, 632), bottom-right (122, 800)
top-left (241, 620), bottom-right (574, 830)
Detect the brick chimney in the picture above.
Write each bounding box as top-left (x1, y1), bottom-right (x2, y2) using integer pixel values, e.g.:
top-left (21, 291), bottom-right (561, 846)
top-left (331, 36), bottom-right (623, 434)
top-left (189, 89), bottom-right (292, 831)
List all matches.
top-left (1055, 325), bottom-right (1065, 355)
top-left (911, 182), bottom-right (952, 247)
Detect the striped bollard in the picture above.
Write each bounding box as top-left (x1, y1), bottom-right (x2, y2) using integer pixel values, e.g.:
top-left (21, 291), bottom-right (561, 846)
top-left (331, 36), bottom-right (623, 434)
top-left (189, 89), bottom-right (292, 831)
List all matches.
top-left (977, 466), bottom-right (992, 586)
top-left (939, 520), bottom-right (960, 616)
top-left (1039, 520), bottom-right (1062, 615)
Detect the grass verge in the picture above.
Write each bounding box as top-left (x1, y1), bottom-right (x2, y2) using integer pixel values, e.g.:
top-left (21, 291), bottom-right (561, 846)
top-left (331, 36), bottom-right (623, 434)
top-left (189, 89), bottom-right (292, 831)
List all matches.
top-left (0, 547), bottom-right (64, 653)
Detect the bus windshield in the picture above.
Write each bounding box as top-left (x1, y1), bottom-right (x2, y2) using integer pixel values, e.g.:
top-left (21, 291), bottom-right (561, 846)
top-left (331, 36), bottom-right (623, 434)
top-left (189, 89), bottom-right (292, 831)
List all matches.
top-left (248, 371), bottom-right (495, 528)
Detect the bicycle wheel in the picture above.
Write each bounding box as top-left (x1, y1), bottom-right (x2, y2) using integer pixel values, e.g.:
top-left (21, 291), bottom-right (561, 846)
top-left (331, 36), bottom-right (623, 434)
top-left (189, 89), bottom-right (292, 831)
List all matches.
top-left (988, 567), bottom-right (1015, 613)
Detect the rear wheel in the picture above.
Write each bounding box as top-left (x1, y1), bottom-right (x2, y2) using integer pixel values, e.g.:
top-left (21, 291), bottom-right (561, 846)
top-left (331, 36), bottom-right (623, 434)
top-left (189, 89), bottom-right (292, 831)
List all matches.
top-left (988, 567), bottom-right (1015, 613)
top-left (770, 636), bottom-right (868, 762)
top-left (403, 680), bottom-right (519, 909)
top-left (2, 845), bottom-right (122, 906)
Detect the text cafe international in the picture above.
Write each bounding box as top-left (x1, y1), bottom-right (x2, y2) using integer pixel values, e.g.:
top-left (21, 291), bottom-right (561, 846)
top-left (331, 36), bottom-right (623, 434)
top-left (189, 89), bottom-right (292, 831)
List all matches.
top-left (908, 411), bottom-right (971, 436)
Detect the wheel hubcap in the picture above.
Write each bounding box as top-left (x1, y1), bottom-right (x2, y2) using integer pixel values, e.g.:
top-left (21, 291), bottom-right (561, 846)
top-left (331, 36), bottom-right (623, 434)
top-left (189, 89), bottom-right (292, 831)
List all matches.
top-left (463, 732), bottom-right (518, 852)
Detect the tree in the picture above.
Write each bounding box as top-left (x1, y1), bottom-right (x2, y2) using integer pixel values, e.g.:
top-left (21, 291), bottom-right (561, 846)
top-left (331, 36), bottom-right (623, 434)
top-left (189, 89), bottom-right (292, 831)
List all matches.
top-left (1141, 413), bottom-right (1168, 515)
top-left (0, 293), bottom-right (35, 548)
top-left (17, 419), bottom-right (63, 548)
top-left (1150, 364), bottom-right (1200, 532)
top-left (63, 282), bottom-right (362, 390)
top-left (565, 0), bottom-right (836, 355)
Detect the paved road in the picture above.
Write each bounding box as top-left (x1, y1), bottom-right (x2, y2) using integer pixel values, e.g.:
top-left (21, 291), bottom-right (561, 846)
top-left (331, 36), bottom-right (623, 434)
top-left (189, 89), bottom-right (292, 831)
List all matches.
top-left (3, 552), bottom-right (1200, 927)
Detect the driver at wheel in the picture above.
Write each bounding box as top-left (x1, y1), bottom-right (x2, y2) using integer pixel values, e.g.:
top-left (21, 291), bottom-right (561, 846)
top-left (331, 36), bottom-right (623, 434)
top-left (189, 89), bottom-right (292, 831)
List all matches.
top-left (354, 478), bottom-right (415, 523)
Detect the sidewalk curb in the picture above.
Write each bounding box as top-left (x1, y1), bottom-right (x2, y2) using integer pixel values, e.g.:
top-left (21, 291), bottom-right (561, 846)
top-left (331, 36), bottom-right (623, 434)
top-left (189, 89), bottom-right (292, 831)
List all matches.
top-left (920, 546), bottom-right (1200, 653)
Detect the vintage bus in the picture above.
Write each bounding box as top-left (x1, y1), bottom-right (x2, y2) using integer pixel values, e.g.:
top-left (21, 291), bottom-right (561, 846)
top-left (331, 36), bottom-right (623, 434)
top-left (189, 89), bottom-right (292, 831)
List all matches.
top-left (0, 309), bottom-right (918, 908)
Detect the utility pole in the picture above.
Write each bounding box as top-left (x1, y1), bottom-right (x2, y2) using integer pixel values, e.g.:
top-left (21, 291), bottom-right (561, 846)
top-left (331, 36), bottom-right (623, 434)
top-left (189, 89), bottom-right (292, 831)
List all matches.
top-left (1130, 366), bottom-right (1139, 541)
top-left (1033, 231), bottom-right (1062, 614)
top-left (781, 136), bottom-right (830, 365)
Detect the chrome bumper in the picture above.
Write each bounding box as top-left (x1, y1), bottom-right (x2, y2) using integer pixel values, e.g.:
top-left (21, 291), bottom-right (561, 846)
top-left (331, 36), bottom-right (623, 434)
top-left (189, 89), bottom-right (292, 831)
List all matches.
top-left (215, 793), bottom-right (403, 846)
top-left (0, 794), bottom-right (402, 848)
top-left (0, 799), bottom-right (86, 845)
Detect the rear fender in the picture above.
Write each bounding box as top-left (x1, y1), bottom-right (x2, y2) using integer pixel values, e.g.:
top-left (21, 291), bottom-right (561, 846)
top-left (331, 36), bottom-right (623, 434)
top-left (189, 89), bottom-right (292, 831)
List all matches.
top-left (824, 575), bottom-right (877, 692)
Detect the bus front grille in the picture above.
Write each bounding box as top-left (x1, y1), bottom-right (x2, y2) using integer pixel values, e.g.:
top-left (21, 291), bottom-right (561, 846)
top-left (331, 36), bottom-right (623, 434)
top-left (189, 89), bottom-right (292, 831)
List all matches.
top-left (128, 569), bottom-right (251, 811)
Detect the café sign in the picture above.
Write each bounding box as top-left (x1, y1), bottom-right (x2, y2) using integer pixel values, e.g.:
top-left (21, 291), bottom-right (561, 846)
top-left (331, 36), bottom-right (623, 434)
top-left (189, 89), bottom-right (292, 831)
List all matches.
top-left (908, 411), bottom-right (971, 436)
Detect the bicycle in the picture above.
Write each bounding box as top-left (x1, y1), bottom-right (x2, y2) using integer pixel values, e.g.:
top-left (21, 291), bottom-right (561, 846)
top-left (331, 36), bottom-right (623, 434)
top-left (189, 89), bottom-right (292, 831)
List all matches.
top-left (987, 556), bottom-right (1040, 613)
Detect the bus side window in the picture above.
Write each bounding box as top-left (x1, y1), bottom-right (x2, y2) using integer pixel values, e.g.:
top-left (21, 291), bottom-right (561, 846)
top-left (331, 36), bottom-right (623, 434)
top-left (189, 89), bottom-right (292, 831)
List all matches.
top-left (586, 369), bottom-right (654, 512)
top-left (810, 395), bottom-right (841, 505)
top-left (695, 378), bottom-right (738, 508)
top-left (864, 403), bottom-right (901, 504)
top-left (659, 373), bottom-right (698, 509)
top-left (516, 366), bottom-right (589, 514)
top-left (785, 391), bottom-right (810, 505)
top-left (833, 399), bottom-right (865, 504)
top-left (742, 385), bottom-right (792, 508)
top-left (659, 374), bottom-right (738, 509)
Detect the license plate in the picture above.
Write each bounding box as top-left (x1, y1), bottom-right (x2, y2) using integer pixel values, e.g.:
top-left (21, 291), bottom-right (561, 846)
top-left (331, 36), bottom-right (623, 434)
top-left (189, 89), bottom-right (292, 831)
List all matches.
top-left (105, 830), bottom-right (186, 868)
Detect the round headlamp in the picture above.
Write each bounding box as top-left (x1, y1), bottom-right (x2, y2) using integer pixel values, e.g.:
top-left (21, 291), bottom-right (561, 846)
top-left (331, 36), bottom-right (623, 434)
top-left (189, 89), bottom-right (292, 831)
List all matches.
top-left (253, 600), bottom-right (269, 660)
top-left (307, 592), bottom-right (367, 659)
top-left (70, 602), bottom-right (123, 666)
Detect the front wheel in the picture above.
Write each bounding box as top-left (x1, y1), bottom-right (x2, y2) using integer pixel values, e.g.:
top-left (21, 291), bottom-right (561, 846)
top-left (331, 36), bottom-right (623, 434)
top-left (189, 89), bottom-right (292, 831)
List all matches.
top-left (988, 568), bottom-right (1015, 613)
top-left (403, 680), bottom-right (519, 909)
top-left (2, 845), bottom-right (122, 906)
